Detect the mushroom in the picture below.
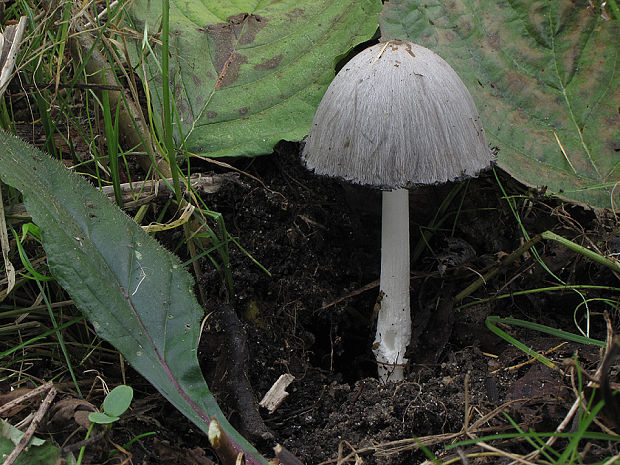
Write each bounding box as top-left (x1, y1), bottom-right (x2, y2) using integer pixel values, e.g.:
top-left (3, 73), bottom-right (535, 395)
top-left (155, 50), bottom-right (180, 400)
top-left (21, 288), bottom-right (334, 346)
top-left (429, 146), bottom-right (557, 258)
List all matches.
top-left (302, 40), bottom-right (492, 383)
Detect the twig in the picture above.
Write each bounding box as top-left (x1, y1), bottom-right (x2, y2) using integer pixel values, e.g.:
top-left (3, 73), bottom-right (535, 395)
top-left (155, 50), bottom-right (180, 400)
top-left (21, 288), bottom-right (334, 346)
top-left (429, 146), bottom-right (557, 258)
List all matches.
top-left (316, 279), bottom-right (379, 311)
top-left (317, 271), bottom-right (437, 312)
top-left (3, 384), bottom-right (56, 465)
top-left (474, 441), bottom-right (536, 465)
top-left (455, 234), bottom-right (543, 302)
top-left (214, 304), bottom-right (273, 442)
top-left (191, 153), bottom-right (286, 200)
top-left (5, 174), bottom-right (236, 221)
top-left (60, 432), bottom-right (106, 455)
top-left (0, 381), bottom-right (54, 416)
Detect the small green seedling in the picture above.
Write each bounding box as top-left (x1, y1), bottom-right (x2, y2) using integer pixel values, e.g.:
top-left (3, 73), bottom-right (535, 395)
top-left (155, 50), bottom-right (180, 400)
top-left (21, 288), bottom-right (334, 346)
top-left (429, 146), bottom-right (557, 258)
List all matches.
top-left (89, 385), bottom-right (134, 425)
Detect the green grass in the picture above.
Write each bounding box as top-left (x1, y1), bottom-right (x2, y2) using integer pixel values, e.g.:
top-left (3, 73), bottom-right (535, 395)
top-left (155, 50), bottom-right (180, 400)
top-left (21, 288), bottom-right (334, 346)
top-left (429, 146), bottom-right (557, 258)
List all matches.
top-left (0, 2), bottom-right (259, 459)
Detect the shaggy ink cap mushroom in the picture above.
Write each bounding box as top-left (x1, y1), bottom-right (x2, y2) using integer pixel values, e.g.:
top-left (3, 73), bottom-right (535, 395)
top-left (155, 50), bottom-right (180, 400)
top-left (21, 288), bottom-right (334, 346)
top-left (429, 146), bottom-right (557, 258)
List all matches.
top-left (302, 40), bottom-right (493, 383)
top-left (302, 40), bottom-right (491, 187)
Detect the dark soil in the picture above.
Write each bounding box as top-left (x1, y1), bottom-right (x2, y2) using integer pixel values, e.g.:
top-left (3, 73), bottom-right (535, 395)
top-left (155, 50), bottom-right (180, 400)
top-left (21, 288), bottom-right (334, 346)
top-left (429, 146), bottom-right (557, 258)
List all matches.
top-left (185, 142), bottom-right (617, 464)
top-left (4, 139), bottom-right (619, 465)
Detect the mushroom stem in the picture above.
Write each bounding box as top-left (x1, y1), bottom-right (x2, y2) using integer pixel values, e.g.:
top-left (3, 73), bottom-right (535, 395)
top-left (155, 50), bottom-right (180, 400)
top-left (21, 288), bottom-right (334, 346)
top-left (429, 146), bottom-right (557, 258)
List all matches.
top-left (374, 188), bottom-right (412, 383)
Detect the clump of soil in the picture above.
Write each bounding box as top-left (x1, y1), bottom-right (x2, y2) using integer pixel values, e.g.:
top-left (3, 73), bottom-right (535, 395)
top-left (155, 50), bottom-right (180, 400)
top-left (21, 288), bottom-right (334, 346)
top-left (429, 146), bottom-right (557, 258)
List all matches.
top-left (183, 141), bottom-right (617, 464)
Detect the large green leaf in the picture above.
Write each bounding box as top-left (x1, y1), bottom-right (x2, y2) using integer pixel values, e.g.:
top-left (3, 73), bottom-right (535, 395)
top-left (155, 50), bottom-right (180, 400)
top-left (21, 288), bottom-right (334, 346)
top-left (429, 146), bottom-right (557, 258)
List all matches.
top-left (380, 0), bottom-right (619, 210)
top-left (1, 420), bottom-right (72, 465)
top-left (126, 0), bottom-right (382, 157)
top-left (0, 133), bottom-right (269, 465)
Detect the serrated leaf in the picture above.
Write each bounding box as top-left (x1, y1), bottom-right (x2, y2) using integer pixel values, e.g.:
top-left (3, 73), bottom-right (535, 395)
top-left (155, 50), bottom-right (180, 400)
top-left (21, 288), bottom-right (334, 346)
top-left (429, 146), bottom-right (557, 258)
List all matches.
top-left (0, 133), bottom-right (268, 465)
top-left (380, 0), bottom-right (619, 210)
top-left (126, 0), bottom-right (382, 157)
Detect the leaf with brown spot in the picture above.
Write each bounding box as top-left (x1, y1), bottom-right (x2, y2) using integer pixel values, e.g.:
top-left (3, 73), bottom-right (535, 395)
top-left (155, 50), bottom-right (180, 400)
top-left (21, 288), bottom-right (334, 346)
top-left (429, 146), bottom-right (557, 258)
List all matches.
top-left (126, 0), bottom-right (382, 158)
top-left (380, 0), bottom-right (619, 210)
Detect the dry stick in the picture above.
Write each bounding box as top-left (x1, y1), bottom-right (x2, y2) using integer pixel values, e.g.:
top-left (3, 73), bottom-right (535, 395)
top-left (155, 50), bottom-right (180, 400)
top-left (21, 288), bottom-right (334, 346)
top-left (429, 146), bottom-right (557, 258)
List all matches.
top-left (3, 384), bottom-right (57, 465)
top-left (192, 154), bottom-right (286, 200)
top-left (0, 381), bottom-right (54, 416)
top-left (215, 304), bottom-right (273, 442)
top-left (317, 279), bottom-right (379, 311)
top-left (491, 342), bottom-right (568, 375)
top-left (468, 399), bottom-right (528, 431)
top-left (472, 442), bottom-right (536, 465)
top-left (98, 174), bottom-right (236, 199)
top-left (5, 174), bottom-right (233, 222)
top-left (455, 448), bottom-right (470, 465)
top-left (318, 271), bottom-right (437, 312)
top-left (336, 440), bottom-right (363, 465)
top-left (60, 432), bottom-right (106, 455)
top-left (602, 454), bottom-right (620, 465)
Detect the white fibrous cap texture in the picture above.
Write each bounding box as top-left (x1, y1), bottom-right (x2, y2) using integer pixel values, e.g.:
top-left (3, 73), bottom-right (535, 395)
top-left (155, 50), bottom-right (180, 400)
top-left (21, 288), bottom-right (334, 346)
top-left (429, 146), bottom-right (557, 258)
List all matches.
top-left (302, 41), bottom-right (492, 188)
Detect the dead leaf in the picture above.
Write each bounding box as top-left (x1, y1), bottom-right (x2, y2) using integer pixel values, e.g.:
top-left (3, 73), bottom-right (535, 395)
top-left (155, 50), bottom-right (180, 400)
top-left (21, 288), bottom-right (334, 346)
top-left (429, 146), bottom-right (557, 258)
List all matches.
top-left (48, 397), bottom-right (97, 430)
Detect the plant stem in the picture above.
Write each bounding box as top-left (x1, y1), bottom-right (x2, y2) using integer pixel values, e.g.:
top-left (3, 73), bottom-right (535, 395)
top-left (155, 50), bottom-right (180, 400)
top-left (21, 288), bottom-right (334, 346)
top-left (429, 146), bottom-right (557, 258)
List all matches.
top-left (541, 230), bottom-right (620, 273)
top-left (454, 234), bottom-right (543, 302)
top-left (455, 230), bottom-right (620, 303)
top-left (160, 0), bottom-right (181, 204)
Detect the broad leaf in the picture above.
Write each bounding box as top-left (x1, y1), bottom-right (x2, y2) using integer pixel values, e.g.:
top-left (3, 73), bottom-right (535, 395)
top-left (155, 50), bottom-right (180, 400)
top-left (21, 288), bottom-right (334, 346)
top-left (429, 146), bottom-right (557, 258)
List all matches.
top-left (88, 412), bottom-right (120, 424)
top-left (380, 0), bottom-right (619, 210)
top-left (126, 0), bottom-right (382, 157)
top-left (103, 385), bottom-right (133, 417)
top-left (1, 420), bottom-right (72, 465)
top-left (0, 133), bottom-right (269, 465)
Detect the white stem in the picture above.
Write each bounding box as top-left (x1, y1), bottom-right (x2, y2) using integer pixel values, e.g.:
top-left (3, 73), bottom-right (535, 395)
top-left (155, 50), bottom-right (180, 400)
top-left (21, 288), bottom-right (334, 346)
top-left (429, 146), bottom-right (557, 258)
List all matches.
top-left (373, 188), bottom-right (411, 383)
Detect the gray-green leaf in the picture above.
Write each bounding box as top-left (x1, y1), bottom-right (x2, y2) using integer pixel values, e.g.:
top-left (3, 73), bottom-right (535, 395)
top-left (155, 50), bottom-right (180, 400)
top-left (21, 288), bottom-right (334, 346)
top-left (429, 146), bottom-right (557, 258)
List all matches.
top-left (380, 0), bottom-right (619, 210)
top-left (0, 133), bottom-right (268, 465)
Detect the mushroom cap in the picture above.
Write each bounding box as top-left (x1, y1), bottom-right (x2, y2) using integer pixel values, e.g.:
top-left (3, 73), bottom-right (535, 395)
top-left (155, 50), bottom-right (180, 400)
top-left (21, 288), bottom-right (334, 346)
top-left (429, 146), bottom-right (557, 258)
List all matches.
top-left (302, 40), bottom-right (492, 188)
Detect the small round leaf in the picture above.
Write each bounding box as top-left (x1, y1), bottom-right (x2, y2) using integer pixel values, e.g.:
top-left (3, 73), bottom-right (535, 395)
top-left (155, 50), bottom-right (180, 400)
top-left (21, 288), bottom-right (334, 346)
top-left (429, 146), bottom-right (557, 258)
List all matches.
top-left (88, 412), bottom-right (120, 424)
top-left (103, 385), bottom-right (134, 417)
